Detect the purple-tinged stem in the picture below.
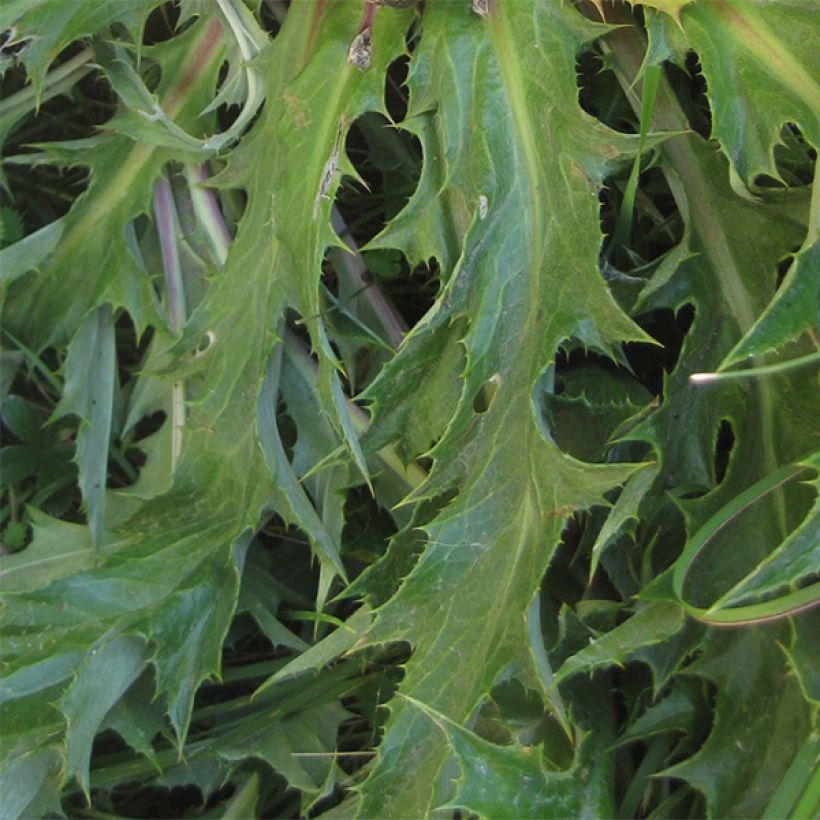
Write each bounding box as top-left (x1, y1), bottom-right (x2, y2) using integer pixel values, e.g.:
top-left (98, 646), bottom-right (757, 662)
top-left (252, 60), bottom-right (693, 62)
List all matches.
top-left (184, 164), bottom-right (233, 266)
top-left (153, 177), bottom-right (187, 467)
top-left (330, 208), bottom-right (407, 349)
top-left (153, 178), bottom-right (187, 330)
top-left (185, 162), bottom-right (406, 349)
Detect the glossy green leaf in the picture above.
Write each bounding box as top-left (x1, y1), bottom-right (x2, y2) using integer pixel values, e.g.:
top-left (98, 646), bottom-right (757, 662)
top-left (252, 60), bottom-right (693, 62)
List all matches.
top-left (722, 227), bottom-right (819, 368)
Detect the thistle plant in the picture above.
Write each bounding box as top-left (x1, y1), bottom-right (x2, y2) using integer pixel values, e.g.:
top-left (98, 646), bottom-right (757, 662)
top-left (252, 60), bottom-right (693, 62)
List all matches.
top-left (0, 1), bottom-right (817, 817)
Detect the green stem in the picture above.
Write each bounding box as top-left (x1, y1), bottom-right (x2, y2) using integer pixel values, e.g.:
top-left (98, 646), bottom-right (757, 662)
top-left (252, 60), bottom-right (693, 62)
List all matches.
top-left (611, 63), bottom-right (661, 251)
top-left (204, 0), bottom-right (266, 152)
top-left (618, 734), bottom-right (675, 819)
top-left (671, 461), bottom-right (820, 625)
top-left (0, 48), bottom-right (94, 124)
top-left (6, 485), bottom-right (17, 523)
top-left (1, 328), bottom-right (63, 394)
top-left (183, 164), bottom-right (231, 265)
top-left (762, 730), bottom-right (820, 819)
top-left (691, 351), bottom-right (820, 383)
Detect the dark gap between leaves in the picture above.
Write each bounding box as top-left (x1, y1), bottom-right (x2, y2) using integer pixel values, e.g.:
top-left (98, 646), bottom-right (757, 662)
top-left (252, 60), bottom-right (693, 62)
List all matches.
top-left (713, 418), bottom-right (735, 485)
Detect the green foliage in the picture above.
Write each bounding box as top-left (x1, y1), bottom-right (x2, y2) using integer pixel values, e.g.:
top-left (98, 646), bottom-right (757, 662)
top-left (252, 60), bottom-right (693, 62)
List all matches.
top-left (0, 0), bottom-right (817, 818)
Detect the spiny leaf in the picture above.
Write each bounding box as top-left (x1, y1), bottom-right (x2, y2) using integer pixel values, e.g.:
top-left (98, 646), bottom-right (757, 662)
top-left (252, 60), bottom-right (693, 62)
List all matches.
top-left (3, 18), bottom-right (226, 348)
top-left (93, 0), bottom-right (267, 155)
top-left (58, 635), bottom-right (147, 797)
top-left (354, 1), bottom-right (657, 813)
top-left (257, 346), bottom-right (347, 583)
top-left (218, 702), bottom-right (349, 805)
top-left (604, 28), bottom-right (817, 620)
top-left (100, 673), bottom-right (167, 772)
top-left (603, 1), bottom-right (693, 23)
top-left (662, 627), bottom-right (813, 818)
top-left (641, 7), bottom-right (688, 70)
top-left (722, 218), bottom-right (819, 368)
top-left (589, 463), bottom-right (658, 580)
top-left (0, 218), bottom-right (63, 287)
top-left (1, 0), bottom-right (817, 815)
top-left (539, 365), bottom-right (653, 464)
top-left (706, 452), bottom-right (820, 611)
top-left (630, 140), bottom-right (810, 499)
top-left (0, 0), bottom-right (163, 95)
top-left (362, 318), bottom-right (466, 463)
top-left (402, 693), bottom-right (611, 819)
top-left (138, 535), bottom-right (250, 742)
top-left (256, 606), bottom-right (372, 694)
top-left (1, 0), bottom-right (409, 787)
top-left (238, 557), bottom-right (308, 654)
top-left (0, 529), bottom-right (248, 758)
top-left (611, 677), bottom-right (704, 747)
top-left (552, 601), bottom-right (685, 687)
top-left (678, 0), bottom-right (819, 188)
top-left (785, 610), bottom-right (820, 705)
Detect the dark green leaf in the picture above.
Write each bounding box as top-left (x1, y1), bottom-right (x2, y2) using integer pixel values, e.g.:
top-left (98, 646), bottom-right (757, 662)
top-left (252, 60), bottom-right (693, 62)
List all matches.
top-left (53, 304), bottom-right (115, 552)
top-left (662, 627), bottom-right (812, 818)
